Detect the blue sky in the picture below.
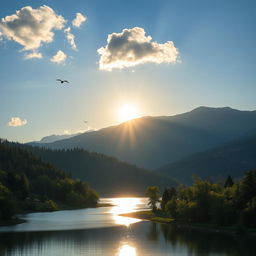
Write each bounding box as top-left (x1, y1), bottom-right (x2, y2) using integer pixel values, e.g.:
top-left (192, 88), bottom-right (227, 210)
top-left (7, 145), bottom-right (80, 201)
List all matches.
top-left (0, 0), bottom-right (255, 142)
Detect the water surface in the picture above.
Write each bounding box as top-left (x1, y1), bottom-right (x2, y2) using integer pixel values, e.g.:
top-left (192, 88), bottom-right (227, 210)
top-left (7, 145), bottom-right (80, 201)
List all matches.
top-left (0, 198), bottom-right (145, 232)
top-left (0, 198), bottom-right (255, 256)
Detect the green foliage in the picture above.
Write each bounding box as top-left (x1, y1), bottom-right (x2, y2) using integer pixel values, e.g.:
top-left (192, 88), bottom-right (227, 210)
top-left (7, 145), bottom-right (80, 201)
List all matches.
top-left (0, 139), bottom-right (99, 222)
top-left (44, 200), bottom-right (59, 211)
top-left (165, 198), bottom-right (177, 218)
top-left (145, 186), bottom-right (160, 211)
top-left (238, 171), bottom-right (256, 209)
top-left (20, 144), bottom-right (177, 196)
top-left (224, 175), bottom-right (234, 188)
top-left (209, 192), bottom-right (236, 226)
top-left (0, 183), bottom-right (16, 220)
top-left (161, 170), bottom-right (256, 228)
top-left (241, 197), bottom-right (256, 228)
top-left (161, 187), bottom-right (176, 210)
top-left (86, 189), bottom-right (100, 205)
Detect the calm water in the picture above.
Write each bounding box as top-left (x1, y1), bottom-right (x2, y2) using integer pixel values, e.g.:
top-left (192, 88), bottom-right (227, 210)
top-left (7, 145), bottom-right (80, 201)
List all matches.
top-left (0, 198), bottom-right (255, 256)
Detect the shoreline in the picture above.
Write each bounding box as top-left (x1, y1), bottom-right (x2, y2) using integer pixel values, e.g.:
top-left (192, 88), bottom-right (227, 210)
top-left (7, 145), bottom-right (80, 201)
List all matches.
top-left (0, 218), bottom-right (26, 227)
top-left (0, 202), bottom-right (113, 227)
top-left (120, 211), bottom-right (256, 238)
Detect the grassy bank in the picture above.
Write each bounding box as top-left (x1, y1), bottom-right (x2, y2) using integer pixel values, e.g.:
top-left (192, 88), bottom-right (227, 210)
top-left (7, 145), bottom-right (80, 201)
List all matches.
top-left (121, 210), bottom-right (174, 223)
top-left (121, 210), bottom-right (256, 237)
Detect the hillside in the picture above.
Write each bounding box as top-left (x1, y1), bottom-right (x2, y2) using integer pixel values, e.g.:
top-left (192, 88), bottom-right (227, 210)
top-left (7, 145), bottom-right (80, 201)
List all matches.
top-left (29, 106), bottom-right (256, 169)
top-left (22, 145), bottom-right (177, 196)
top-left (0, 139), bottom-right (99, 221)
top-left (157, 134), bottom-right (256, 184)
top-left (158, 106), bottom-right (256, 139)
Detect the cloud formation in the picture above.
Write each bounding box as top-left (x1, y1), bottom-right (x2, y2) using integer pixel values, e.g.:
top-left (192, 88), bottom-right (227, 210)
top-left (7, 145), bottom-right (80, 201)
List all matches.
top-left (8, 117), bottom-right (27, 127)
top-left (50, 50), bottom-right (67, 64)
top-left (72, 13), bottom-right (87, 28)
top-left (24, 51), bottom-right (43, 59)
top-left (97, 27), bottom-right (179, 71)
top-left (0, 5), bottom-right (65, 51)
top-left (64, 27), bottom-right (76, 50)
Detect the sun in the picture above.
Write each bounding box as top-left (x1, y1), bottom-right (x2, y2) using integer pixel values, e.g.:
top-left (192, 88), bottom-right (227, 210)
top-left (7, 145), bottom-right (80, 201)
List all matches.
top-left (118, 103), bottom-right (140, 122)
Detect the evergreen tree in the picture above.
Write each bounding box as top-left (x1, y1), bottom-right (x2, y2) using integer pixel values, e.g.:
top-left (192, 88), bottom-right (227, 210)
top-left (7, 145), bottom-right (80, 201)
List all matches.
top-left (224, 175), bottom-right (234, 188)
top-left (146, 186), bottom-right (160, 211)
top-left (239, 170), bottom-right (256, 208)
top-left (161, 187), bottom-right (176, 210)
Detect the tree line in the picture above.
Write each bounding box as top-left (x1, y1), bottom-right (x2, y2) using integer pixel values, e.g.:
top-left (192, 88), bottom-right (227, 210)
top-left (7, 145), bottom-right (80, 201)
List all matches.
top-left (146, 171), bottom-right (256, 229)
top-left (17, 143), bottom-right (177, 196)
top-left (0, 139), bottom-right (99, 222)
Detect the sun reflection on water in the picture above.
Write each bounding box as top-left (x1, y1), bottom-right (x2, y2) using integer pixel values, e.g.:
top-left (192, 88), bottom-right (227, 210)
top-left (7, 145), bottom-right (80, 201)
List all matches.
top-left (118, 244), bottom-right (137, 256)
top-left (110, 198), bottom-right (142, 227)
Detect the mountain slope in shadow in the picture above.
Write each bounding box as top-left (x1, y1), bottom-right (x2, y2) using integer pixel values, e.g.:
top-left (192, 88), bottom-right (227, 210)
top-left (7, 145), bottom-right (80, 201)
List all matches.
top-left (22, 145), bottom-right (177, 196)
top-left (29, 106), bottom-right (256, 169)
top-left (157, 134), bottom-right (256, 184)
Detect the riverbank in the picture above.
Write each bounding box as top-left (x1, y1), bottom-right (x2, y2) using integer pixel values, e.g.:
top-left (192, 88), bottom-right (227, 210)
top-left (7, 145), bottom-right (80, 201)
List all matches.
top-left (121, 210), bottom-right (256, 238)
top-left (0, 202), bottom-right (113, 227)
top-left (0, 217), bottom-right (26, 227)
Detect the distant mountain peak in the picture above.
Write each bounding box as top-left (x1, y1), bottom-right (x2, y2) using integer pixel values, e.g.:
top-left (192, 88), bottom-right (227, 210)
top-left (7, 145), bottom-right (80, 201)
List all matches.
top-left (38, 133), bottom-right (82, 143)
top-left (191, 106), bottom-right (236, 113)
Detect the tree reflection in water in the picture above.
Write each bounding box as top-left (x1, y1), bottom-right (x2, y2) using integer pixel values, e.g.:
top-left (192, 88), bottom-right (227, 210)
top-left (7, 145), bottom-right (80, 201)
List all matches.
top-left (155, 222), bottom-right (255, 256)
top-left (1, 220), bottom-right (256, 255)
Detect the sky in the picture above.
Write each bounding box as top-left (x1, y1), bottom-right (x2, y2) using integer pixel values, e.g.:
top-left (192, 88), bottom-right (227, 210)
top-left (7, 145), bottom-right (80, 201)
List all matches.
top-left (0, 0), bottom-right (256, 142)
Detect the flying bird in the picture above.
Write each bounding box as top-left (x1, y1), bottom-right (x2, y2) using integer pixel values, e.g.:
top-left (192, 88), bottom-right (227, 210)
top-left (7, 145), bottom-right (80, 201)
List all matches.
top-left (56, 79), bottom-right (69, 84)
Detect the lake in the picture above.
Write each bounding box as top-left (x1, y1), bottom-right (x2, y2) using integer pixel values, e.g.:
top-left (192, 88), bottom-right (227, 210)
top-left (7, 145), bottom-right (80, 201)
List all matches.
top-left (0, 198), bottom-right (255, 255)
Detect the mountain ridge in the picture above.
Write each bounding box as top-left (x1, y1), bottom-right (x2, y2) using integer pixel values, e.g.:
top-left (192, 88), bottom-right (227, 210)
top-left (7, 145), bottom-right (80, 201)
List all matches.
top-left (28, 106), bottom-right (256, 169)
top-left (156, 133), bottom-right (256, 184)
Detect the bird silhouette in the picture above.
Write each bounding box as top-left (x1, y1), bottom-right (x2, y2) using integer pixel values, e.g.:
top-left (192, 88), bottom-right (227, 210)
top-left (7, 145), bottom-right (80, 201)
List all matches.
top-left (56, 79), bottom-right (69, 84)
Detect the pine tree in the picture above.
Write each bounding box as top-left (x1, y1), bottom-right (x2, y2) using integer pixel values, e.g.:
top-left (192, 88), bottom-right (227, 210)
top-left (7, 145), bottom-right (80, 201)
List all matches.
top-left (224, 175), bottom-right (234, 188)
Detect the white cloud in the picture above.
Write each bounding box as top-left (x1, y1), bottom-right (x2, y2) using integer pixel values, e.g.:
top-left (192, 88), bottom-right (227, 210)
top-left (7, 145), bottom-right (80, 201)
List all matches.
top-left (64, 27), bottom-right (76, 50)
top-left (72, 13), bottom-right (86, 28)
top-left (97, 27), bottom-right (179, 71)
top-left (8, 117), bottom-right (27, 127)
top-left (0, 5), bottom-right (65, 51)
top-left (24, 51), bottom-right (43, 59)
top-left (50, 50), bottom-right (67, 64)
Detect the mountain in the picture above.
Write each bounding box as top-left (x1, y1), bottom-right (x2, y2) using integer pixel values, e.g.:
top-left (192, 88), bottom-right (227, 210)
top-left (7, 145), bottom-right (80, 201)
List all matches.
top-left (33, 133), bottom-right (82, 144)
top-left (157, 134), bottom-right (256, 184)
top-left (39, 134), bottom-right (80, 143)
top-left (35, 130), bottom-right (95, 143)
top-left (158, 106), bottom-right (256, 139)
top-left (28, 107), bottom-right (256, 169)
top-left (21, 145), bottom-right (177, 196)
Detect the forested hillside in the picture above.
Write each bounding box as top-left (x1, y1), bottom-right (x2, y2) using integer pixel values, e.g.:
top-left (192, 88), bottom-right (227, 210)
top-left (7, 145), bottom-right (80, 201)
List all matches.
top-left (157, 134), bottom-right (256, 184)
top-left (22, 145), bottom-right (177, 196)
top-left (0, 139), bottom-right (99, 222)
